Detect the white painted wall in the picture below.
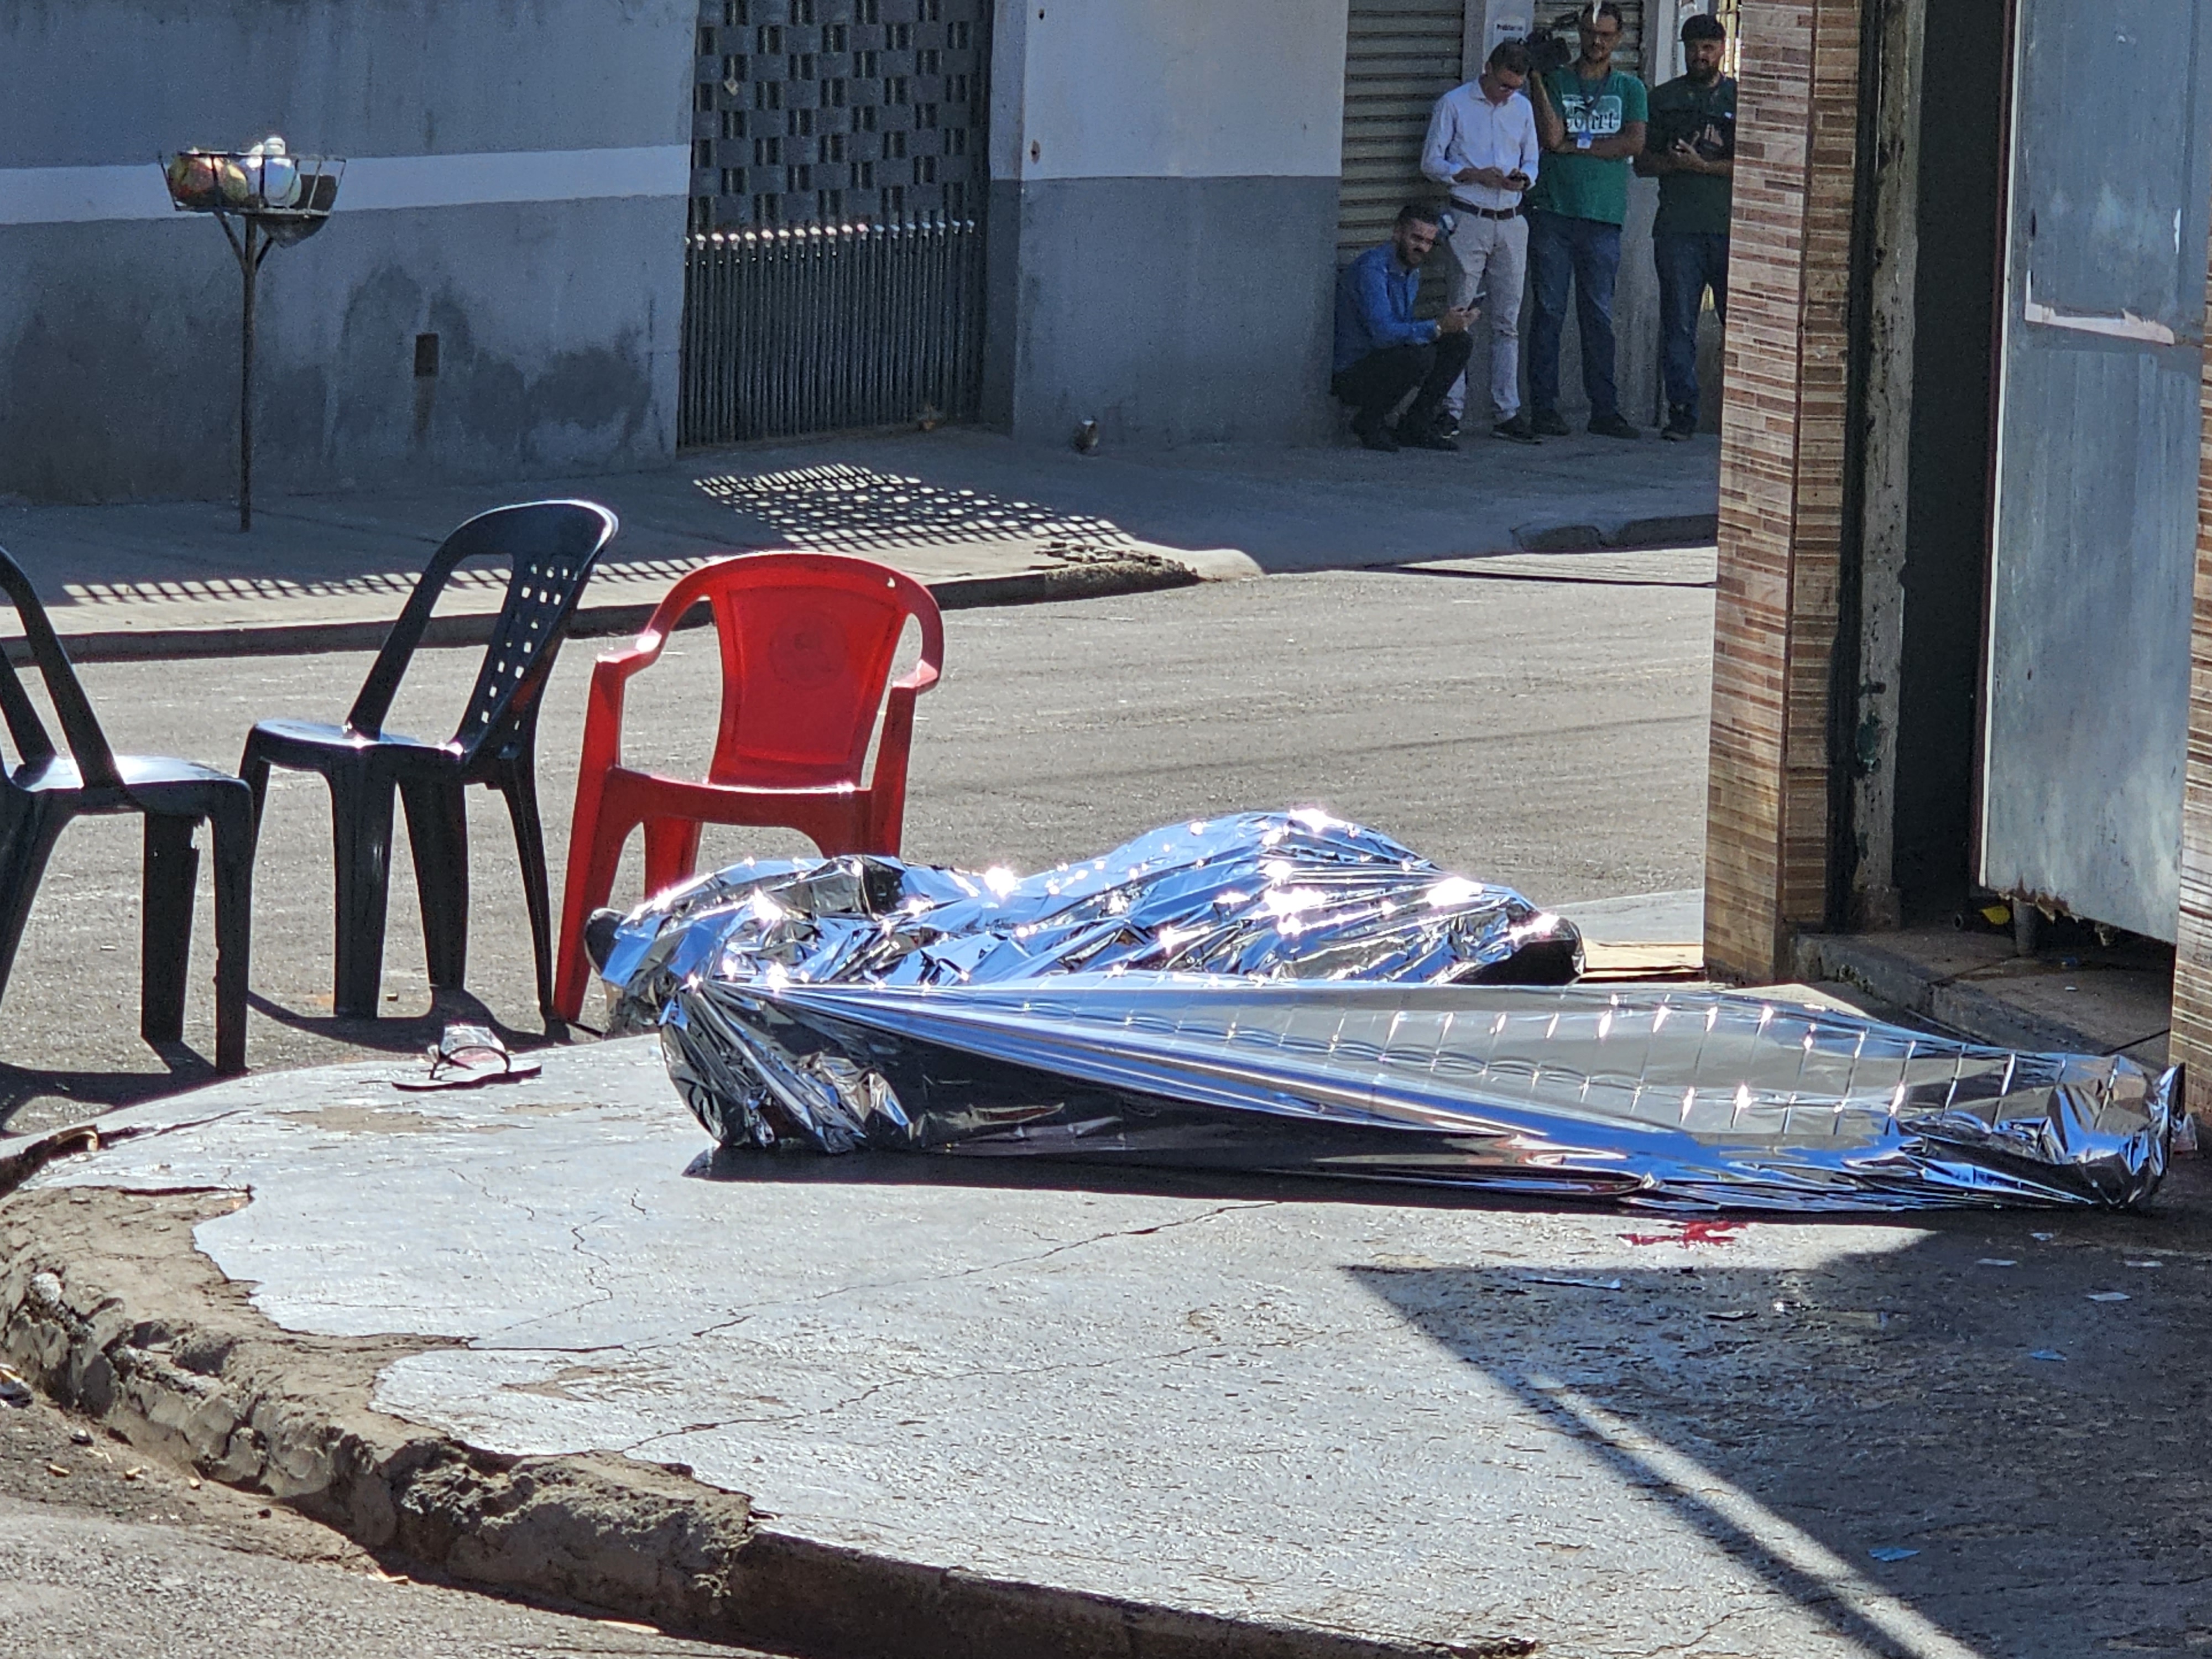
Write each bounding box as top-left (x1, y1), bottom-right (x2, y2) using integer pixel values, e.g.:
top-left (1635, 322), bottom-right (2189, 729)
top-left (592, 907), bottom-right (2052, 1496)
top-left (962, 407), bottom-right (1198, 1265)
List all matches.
top-left (1648, 0), bottom-right (1688, 83)
top-left (1475, 1), bottom-right (1536, 74)
top-left (990, 0), bottom-right (1351, 182)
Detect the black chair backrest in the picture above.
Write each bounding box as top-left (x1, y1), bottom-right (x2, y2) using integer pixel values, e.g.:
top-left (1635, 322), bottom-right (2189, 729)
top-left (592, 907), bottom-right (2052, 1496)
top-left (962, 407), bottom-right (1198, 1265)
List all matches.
top-left (0, 544), bottom-right (122, 789)
top-left (343, 501), bottom-right (617, 766)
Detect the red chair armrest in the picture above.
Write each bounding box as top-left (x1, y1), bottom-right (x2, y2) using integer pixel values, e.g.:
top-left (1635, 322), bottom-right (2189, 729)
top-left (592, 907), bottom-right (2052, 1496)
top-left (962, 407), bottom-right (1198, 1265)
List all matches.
top-left (594, 632), bottom-right (666, 682)
top-left (889, 657), bottom-right (941, 695)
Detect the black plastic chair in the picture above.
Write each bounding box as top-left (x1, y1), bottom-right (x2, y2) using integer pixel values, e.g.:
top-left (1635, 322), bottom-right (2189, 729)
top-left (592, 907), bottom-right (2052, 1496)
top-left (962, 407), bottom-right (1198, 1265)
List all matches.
top-left (0, 545), bottom-right (254, 1072)
top-left (239, 500), bottom-right (617, 1022)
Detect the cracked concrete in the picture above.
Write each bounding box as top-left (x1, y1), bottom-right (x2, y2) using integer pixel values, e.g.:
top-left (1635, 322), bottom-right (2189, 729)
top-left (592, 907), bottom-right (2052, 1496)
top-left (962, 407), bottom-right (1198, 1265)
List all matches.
top-left (7, 1036), bottom-right (2211, 1657)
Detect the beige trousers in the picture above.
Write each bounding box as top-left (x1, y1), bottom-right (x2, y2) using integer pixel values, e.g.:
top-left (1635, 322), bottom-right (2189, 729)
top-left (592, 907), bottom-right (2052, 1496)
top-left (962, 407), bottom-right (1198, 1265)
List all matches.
top-left (1443, 211), bottom-right (1528, 422)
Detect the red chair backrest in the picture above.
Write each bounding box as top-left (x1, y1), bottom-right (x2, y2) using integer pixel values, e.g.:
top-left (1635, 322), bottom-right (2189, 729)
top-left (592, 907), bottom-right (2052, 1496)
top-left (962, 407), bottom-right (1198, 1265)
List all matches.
top-left (694, 555), bottom-right (941, 789)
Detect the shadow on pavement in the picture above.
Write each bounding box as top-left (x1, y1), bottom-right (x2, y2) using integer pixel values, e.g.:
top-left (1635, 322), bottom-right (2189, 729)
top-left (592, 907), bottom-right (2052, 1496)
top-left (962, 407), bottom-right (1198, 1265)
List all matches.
top-left (1350, 1171), bottom-right (2212, 1657)
top-left (696, 461), bottom-right (1138, 556)
top-left (241, 989), bottom-right (564, 1059)
top-left (0, 1056), bottom-right (218, 1130)
top-left (678, 1141), bottom-right (1672, 1213)
top-left (0, 425), bottom-right (1722, 599)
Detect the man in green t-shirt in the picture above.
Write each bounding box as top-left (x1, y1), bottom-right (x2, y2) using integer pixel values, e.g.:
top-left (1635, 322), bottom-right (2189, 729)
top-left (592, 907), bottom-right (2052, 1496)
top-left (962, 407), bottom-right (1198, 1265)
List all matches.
top-left (1526, 1), bottom-right (1648, 440)
top-left (1636, 12), bottom-right (1736, 440)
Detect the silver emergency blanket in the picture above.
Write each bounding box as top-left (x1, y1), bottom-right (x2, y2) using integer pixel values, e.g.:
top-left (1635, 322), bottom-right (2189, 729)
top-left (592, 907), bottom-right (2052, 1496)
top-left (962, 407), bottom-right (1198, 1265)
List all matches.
top-left (599, 813), bottom-right (2177, 1212)
top-left (601, 811), bottom-right (1585, 1019)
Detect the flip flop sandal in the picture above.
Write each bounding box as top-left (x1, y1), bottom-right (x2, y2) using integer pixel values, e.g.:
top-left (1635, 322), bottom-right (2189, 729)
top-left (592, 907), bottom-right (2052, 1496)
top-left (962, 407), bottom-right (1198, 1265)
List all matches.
top-left (392, 1022), bottom-right (544, 1092)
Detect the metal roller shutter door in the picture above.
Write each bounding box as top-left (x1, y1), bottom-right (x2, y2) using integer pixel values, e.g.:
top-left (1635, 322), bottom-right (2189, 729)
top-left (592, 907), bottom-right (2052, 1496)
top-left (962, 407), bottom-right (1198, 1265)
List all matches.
top-left (1337, 0), bottom-right (1468, 260)
top-left (1605, 2), bottom-right (1647, 77)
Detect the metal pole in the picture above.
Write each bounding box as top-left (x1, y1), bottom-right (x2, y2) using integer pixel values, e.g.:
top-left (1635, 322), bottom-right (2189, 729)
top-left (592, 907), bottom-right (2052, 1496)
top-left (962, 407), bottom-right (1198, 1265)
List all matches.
top-left (238, 217), bottom-right (257, 531)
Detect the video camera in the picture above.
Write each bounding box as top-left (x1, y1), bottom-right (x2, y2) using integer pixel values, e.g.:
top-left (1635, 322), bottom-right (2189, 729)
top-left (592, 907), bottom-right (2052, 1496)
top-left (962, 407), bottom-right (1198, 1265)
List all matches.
top-left (1526, 27), bottom-right (1573, 75)
top-left (1526, 4), bottom-right (1600, 74)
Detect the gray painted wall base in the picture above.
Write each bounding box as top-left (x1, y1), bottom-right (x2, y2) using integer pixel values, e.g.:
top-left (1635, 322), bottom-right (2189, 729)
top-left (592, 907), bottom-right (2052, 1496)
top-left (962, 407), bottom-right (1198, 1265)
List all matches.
top-left (0, 0), bottom-right (690, 505)
top-left (0, 201), bottom-right (680, 504)
top-left (985, 175), bottom-right (1339, 448)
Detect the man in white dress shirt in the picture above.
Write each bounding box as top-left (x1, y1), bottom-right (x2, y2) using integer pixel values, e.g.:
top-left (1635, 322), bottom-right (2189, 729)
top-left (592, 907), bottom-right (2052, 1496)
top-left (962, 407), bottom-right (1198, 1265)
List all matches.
top-left (1421, 38), bottom-right (1543, 445)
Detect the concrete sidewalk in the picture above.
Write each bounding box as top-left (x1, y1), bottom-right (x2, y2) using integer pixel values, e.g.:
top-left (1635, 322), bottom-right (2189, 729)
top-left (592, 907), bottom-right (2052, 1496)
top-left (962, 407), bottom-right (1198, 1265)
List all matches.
top-left (1571, 896), bottom-right (2181, 1072)
top-left (6, 1021), bottom-right (2201, 1659)
top-left (0, 426), bottom-right (1718, 660)
top-left (1797, 927), bottom-right (2176, 1071)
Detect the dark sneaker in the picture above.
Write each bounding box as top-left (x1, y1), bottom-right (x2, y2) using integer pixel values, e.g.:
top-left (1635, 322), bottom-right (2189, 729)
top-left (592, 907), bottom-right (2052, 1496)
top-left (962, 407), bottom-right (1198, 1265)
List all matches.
top-left (1529, 408), bottom-right (1571, 437)
top-left (1492, 414), bottom-right (1540, 445)
top-left (1588, 412), bottom-right (1641, 440)
top-left (1661, 407), bottom-right (1698, 441)
top-left (1433, 413), bottom-right (1462, 440)
top-left (1355, 421), bottom-right (1401, 452)
top-left (1394, 424), bottom-right (1459, 452)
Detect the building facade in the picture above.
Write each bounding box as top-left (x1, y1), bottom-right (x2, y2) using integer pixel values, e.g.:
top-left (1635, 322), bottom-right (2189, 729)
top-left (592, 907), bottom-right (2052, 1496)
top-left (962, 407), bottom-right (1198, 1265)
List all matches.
top-left (1703, 0), bottom-right (2212, 1112)
top-left (0, 0), bottom-right (695, 505)
top-left (1, 1), bottom-right (1688, 503)
top-left (980, 0), bottom-right (1350, 448)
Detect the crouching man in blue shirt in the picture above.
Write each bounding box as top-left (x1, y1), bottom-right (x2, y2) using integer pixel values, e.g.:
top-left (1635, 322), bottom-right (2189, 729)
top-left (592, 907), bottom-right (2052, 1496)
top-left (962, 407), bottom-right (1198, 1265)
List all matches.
top-left (1332, 202), bottom-right (1477, 452)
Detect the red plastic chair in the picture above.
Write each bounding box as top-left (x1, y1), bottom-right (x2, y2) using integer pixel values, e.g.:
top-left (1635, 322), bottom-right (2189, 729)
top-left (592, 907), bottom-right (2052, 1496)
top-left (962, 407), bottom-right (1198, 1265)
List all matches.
top-left (552, 552), bottom-right (943, 1020)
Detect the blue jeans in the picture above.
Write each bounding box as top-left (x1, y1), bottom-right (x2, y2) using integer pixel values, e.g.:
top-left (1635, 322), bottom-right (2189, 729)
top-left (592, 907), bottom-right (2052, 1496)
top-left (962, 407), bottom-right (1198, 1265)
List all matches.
top-left (1526, 211), bottom-right (1623, 421)
top-left (1654, 231), bottom-right (1730, 423)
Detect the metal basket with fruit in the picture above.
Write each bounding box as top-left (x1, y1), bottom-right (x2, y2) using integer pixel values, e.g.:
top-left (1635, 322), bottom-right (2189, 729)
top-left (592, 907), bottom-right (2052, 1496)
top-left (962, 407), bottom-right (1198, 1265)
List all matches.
top-left (156, 135), bottom-right (347, 530)
top-left (161, 139), bottom-right (343, 244)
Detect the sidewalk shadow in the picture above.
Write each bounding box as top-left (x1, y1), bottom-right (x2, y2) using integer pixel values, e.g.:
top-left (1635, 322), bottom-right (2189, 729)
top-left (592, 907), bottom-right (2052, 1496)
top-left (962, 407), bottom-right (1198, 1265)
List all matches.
top-left (0, 1056), bottom-right (218, 1133)
top-left (678, 1141), bottom-right (1940, 1224)
top-left (1346, 1171), bottom-right (2212, 1657)
top-left (679, 1144), bottom-right (1626, 1209)
top-left (243, 990), bottom-right (571, 1057)
top-left (695, 460), bottom-right (1139, 558)
top-left (0, 998), bottom-right (582, 1135)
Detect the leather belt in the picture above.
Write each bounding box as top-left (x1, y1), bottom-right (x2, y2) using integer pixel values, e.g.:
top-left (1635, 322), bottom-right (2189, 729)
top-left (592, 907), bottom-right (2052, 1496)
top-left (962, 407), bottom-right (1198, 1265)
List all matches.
top-left (1451, 201), bottom-right (1521, 220)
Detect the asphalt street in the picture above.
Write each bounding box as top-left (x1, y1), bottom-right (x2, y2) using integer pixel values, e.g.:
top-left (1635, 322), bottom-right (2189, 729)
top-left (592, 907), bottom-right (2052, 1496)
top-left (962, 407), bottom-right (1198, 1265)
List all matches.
top-left (0, 546), bottom-right (1714, 1135)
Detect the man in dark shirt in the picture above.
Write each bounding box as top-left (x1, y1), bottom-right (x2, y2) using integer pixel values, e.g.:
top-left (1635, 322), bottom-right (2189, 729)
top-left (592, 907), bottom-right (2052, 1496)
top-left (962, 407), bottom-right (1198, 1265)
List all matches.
top-left (1331, 203), bottom-right (1477, 452)
top-left (1636, 12), bottom-right (1736, 440)
top-left (1526, 1), bottom-right (1648, 440)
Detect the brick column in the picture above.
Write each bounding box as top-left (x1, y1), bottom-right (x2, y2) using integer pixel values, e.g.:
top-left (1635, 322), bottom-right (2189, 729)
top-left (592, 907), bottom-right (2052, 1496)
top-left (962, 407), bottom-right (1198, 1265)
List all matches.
top-left (1703, 0), bottom-right (1866, 983)
top-left (2167, 228), bottom-right (2212, 1116)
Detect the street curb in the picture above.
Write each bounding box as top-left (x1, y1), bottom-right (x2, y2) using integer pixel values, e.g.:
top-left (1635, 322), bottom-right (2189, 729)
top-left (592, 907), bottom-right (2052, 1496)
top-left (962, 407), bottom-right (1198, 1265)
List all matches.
top-left (1791, 932), bottom-right (2118, 1055)
top-left (6, 554), bottom-right (1205, 667)
top-left (1, 1183), bottom-right (1528, 1659)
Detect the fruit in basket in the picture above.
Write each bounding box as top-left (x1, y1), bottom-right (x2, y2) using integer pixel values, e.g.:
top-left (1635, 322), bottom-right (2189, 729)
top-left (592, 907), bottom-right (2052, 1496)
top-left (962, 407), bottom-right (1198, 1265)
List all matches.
top-left (217, 157), bottom-right (252, 206)
top-left (165, 151), bottom-right (219, 209)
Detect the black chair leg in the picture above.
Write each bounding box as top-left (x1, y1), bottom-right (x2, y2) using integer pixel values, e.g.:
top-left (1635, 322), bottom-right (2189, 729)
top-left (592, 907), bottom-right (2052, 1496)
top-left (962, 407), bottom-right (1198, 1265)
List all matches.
top-left (328, 763), bottom-right (398, 1019)
top-left (207, 788), bottom-right (255, 1073)
top-left (498, 764), bottom-right (557, 1023)
top-left (0, 801), bottom-right (67, 1021)
top-left (401, 778), bottom-right (470, 992)
top-left (140, 813), bottom-right (199, 1046)
top-left (238, 735), bottom-right (273, 837)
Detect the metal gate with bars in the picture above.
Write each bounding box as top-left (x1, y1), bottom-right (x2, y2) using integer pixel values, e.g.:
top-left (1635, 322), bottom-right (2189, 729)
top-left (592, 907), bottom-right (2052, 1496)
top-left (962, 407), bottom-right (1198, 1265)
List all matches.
top-left (680, 0), bottom-right (990, 446)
